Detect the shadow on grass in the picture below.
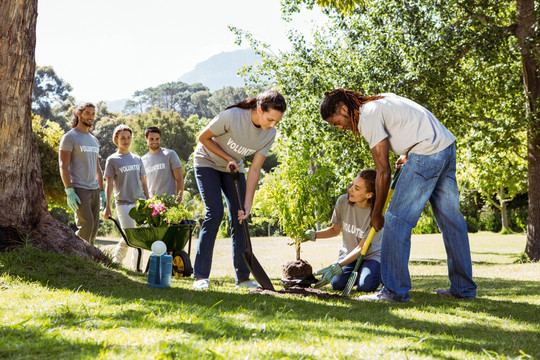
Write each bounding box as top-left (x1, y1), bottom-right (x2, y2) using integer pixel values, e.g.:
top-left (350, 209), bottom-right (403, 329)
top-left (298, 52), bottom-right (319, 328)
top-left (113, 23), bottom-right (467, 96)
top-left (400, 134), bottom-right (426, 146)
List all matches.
top-left (1, 246), bottom-right (538, 359)
top-left (410, 258), bottom-right (524, 266)
top-left (0, 325), bottom-right (215, 359)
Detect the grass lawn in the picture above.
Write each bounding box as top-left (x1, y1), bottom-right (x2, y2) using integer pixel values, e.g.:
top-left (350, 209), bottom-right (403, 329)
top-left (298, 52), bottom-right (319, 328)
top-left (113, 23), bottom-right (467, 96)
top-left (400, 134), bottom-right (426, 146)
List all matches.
top-left (1, 232), bottom-right (538, 359)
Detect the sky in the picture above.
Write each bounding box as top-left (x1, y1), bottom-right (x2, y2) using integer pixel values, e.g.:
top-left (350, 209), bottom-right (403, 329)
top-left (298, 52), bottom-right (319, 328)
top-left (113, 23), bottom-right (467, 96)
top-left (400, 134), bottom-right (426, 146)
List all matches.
top-left (35, 0), bottom-right (326, 102)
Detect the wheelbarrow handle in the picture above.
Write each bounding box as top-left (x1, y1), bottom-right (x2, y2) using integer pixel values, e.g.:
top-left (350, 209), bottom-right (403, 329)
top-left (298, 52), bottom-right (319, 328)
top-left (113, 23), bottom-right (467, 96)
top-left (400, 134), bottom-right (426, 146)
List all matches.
top-left (108, 216), bottom-right (128, 242)
top-left (108, 216), bottom-right (143, 272)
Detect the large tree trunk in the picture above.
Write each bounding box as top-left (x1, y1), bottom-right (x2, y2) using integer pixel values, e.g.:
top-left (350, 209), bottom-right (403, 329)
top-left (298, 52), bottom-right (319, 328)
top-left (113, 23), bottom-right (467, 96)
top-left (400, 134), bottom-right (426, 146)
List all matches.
top-left (0, 0), bottom-right (108, 263)
top-left (516, 0), bottom-right (540, 260)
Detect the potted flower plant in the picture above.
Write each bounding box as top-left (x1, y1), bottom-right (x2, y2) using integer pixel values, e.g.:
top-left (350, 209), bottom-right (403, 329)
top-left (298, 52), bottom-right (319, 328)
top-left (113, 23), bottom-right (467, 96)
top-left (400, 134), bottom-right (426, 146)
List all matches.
top-left (125, 195), bottom-right (194, 251)
top-left (125, 194), bottom-right (196, 277)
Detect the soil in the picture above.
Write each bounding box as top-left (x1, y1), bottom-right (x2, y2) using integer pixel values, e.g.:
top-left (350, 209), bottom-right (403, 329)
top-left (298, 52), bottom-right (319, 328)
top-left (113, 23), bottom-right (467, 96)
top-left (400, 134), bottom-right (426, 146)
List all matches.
top-left (282, 259), bottom-right (315, 279)
top-left (252, 286), bottom-right (344, 300)
top-left (249, 259), bottom-right (343, 300)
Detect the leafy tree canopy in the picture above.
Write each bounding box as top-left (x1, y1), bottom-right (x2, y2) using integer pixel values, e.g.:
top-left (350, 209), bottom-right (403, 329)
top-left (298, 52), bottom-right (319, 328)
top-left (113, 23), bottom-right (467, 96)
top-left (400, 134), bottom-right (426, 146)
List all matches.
top-left (123, 81), bottom-right (210, 118)
top-left (32, 65), bottom-right (74, 130)
top-left (31, 114), bottom-right (66, 207)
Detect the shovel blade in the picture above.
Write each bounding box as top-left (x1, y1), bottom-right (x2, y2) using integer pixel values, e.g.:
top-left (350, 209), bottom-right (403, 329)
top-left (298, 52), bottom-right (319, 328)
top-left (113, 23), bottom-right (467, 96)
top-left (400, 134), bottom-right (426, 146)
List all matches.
top-left (243, 250), bottom-right (275, 291)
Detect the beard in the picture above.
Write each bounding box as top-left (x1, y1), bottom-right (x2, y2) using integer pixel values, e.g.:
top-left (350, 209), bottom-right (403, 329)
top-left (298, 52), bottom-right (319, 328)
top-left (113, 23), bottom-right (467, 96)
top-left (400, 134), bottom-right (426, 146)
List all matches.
top-left (79, 117), bottom-right (93, 127)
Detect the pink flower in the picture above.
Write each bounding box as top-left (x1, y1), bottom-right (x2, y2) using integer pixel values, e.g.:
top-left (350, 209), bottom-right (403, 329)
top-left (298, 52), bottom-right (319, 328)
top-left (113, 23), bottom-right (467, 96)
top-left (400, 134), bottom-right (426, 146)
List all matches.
top-left (149, 202), bottom-right (166, 217)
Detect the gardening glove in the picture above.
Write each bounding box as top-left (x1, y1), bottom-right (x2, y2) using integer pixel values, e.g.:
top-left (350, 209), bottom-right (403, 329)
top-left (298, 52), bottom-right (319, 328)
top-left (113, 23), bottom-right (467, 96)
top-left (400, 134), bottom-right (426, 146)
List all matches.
top-left (313, 262), bottom-right (342, 289)
top-left (302, 229), bottom-right (317, 243)
top-left (287, 229), bottom-right (317, 246)
top-left (65, 187), bottom-right (81, 212)
top-left (100, 190), bottom-right (107, 211)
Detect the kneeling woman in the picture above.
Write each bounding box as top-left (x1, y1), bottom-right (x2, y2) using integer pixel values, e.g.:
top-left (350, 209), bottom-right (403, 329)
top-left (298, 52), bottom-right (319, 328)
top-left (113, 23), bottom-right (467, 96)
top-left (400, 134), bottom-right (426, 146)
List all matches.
top-left (310, 169), bottom-right (382, 292)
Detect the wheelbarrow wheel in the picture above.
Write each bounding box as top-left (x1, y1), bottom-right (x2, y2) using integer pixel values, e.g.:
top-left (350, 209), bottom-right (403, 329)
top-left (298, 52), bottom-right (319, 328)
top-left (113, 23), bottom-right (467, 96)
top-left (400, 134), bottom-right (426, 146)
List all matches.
top-left (172, 250), bottom-right (193, 277)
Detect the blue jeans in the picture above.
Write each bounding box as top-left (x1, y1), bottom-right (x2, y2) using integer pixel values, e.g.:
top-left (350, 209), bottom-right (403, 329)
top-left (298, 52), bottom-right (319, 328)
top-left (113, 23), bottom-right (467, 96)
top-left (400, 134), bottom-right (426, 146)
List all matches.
top-left (380, 143), bottom-right (477, 302)
top-left (331, 259), bottom-right (381, 292)
top-left (193, 167), bottom-right (251, 284)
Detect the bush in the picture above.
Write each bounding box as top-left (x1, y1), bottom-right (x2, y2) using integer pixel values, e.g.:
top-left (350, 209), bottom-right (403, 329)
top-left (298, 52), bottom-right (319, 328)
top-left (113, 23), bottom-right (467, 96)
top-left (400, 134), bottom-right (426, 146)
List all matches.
top-left (479, 205), bottom-right (501, 232)
top-left (508, 206), bottom-right (527, 233)
top-left (412, 204), bottom-right (440, 235)
top-left (49, 206), bottom-right (76, 231)
top-left (465, 216), bottom-right (479, 233)
top-left (97, 219), bottom-right (115, 237)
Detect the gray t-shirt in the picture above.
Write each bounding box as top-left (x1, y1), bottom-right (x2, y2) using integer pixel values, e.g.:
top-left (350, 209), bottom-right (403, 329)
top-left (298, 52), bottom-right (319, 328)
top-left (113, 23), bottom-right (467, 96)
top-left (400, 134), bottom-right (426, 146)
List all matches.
top-left (331, 194), bottom-right (382, 262)
top-left (104, 152), bottom-right (146, 205)
top-left (358, 93), bottom-right (456, 155)
top-left (193, 107), bottom-right (276, 173)
top-left (142, 148), bottom-right (182, 197)
top-left (59, 128), bottom-right (100, 189)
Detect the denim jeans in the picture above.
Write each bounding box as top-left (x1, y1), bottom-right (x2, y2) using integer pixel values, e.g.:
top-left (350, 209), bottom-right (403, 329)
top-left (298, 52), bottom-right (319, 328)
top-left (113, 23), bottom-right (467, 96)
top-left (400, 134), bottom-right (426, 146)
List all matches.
top-left (194, 167), bottom-right (251, 284)
top-left (331, 259), bottom-right (381, 292)
top-left (380, 143), bottom-right (477, 302)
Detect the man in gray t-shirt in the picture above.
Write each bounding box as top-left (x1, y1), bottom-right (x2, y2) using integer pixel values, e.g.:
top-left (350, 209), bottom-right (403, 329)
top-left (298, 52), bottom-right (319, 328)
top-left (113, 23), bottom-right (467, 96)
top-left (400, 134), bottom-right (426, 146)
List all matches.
top-left (59, 103), bottom-right (106, 244)
top-left (142, 127), bottom-right (183, 203)
top-left (320, 89), bottom-right (477, 302)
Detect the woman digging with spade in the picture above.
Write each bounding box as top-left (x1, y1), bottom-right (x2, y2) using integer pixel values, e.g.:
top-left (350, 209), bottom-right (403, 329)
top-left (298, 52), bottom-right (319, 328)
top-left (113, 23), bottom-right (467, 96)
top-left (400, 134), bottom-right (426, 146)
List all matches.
top-left (302, 169), bottom-right (383, 293)
top-left (191, 90), bottom-right (287, 290)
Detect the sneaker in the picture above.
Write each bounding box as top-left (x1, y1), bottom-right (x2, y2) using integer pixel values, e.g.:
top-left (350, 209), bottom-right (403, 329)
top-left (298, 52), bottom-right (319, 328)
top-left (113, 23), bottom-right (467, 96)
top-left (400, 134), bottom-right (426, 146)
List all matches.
top-left (236, 280), bottom-right (260, 289)
top-left (193, 278), bottom-right (209, 290)
top-left (356, 291), bottom-right (396, 302)
top-left (436, 289), bottom-right (473, 300)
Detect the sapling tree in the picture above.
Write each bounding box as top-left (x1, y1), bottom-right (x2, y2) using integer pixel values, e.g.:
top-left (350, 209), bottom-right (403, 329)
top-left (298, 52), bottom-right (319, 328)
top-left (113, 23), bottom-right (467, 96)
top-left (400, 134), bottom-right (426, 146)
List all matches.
top-left (254, 151), bottom-right (335, 260)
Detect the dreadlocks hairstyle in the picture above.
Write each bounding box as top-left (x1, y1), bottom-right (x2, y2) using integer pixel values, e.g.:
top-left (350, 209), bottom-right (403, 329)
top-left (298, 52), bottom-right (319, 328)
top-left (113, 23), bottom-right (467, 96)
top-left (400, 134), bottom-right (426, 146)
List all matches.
top-left (319, 88), bottom-right (384, 137)
top-left (71, 102), bottom-right (95, 128)
top-left (225, 90), bottom-right (287, 113)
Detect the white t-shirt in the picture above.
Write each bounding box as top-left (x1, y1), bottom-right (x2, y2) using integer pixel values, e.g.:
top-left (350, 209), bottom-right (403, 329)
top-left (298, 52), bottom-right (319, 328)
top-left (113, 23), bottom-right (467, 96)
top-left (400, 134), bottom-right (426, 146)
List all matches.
top-left (331, 194), bottom-right (382, 262)
top-left (193, 107), bottom-right (276, 172)
top-left (142, 148), bottom-right (182, 198)
top-left (104, 152), bottom-right (146, 205)
top-left (358, 93), bottom-right (455, 155)
top-left (59, 128), bottom-right (99, 189)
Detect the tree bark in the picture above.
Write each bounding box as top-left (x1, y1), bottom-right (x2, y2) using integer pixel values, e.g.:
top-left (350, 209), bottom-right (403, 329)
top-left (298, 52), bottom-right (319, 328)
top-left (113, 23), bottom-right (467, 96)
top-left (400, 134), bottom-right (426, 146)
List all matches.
top-left (0, 0), bottom-right (108, 263)
top-left (516, 0), bottom-right (540, 260)
top-left (496, 187), bottom-right (511, 233)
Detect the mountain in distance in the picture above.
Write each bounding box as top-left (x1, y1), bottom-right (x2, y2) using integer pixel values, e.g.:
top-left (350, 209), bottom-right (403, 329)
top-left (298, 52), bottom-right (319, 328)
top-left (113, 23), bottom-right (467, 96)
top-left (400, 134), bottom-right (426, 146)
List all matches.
top-left (105, 98), bottom-right (129, 113)
top-left (178, 48), bottom-right (262, 92)
top-left (105, 49), bottom-right (262, 112)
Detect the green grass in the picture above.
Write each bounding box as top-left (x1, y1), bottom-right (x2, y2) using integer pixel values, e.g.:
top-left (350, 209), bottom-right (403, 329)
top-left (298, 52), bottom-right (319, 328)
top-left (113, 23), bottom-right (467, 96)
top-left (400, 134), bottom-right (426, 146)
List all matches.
top-left (1, 232), bottom-right (538, 359)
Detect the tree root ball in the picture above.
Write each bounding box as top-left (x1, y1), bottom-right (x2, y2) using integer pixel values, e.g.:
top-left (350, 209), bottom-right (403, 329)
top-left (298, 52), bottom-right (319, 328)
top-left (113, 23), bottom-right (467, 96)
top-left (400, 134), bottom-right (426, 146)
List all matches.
top-left (282, 259), bottom-right (314, 280)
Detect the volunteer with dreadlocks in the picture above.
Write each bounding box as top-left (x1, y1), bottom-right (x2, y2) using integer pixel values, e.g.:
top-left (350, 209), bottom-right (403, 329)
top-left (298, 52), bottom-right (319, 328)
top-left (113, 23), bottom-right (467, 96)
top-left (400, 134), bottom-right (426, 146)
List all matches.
top-left (192, 90), bottom-right (287, 290)
top-left (319, 88), bottom-right (477, 302)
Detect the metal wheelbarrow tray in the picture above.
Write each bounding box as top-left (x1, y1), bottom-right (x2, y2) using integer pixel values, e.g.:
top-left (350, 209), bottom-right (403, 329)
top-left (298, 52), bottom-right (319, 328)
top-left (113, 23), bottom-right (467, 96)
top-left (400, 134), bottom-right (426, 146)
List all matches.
top-left (110, 217), bottom-right (195, 275)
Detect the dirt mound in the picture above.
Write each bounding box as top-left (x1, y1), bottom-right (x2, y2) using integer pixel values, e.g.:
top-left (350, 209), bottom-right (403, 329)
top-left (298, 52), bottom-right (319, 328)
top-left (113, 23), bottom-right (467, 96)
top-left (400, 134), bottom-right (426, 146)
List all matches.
top-left (280, 259), bottom-right (318, 288)
top-left (282, 259), bottom-right (314, 279)
top-left (253, 286), bottom-right (343, 300)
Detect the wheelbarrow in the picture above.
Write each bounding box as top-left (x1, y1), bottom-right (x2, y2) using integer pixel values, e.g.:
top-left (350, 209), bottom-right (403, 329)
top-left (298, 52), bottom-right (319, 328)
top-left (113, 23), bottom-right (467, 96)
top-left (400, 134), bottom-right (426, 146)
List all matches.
top-left (109, 217), bottom-right (196, 277)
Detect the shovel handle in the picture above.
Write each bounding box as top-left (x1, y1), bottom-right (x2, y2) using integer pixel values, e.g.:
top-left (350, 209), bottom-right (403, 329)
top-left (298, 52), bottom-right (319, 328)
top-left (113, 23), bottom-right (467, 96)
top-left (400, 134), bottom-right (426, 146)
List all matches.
top-left (229, 165), bottom-right (253, 252)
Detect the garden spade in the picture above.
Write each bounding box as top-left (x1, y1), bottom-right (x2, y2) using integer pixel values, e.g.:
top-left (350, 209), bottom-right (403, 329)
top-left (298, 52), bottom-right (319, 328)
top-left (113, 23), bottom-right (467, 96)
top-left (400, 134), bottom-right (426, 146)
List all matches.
top-left (341, 167), bottom-right (403, 297)
top-left (230, 165), bottom-right (275, 291)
